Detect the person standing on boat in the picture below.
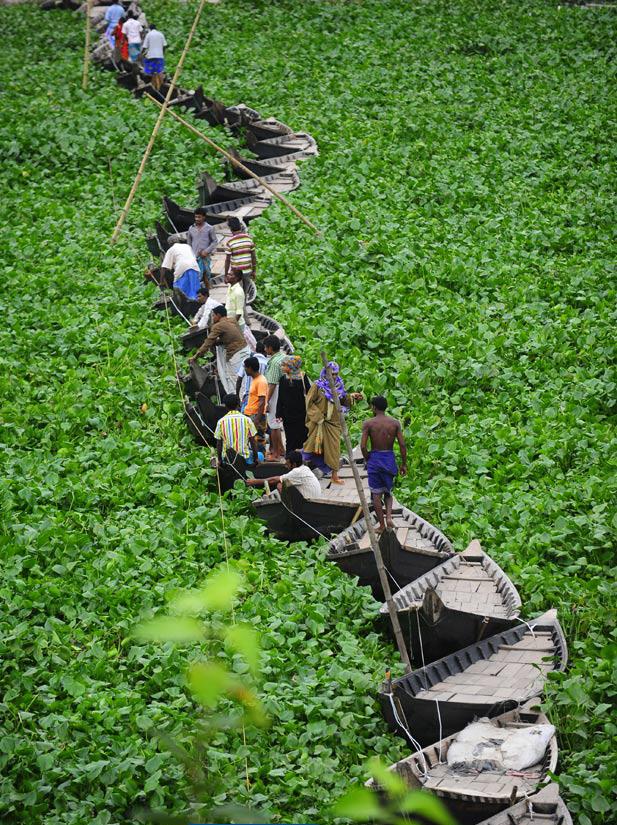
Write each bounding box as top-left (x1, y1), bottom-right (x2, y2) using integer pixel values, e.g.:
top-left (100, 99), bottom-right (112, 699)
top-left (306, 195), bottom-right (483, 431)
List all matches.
top-left (302, 362), bottom-right (362, 485)
top-left (142, 23), bottom-right (167, 91)
top-left (160, 241), bottom-right (201, 301)
top-left (235, 340), bottom-right (267, 411)
top-left (214, 393), bottom-right (260, 468)
top-left (263, 335), bottom-right (287, 462)
top-left (361, 396), bottom-right (407, 532)
top-left (187, 207), bottom-right (218, 286)
top-left (189, 306), bottom-right (250, 395)
top-left (242, 356), bottom-right (268, 452)
top-left (122, 12), bottom-right (143, 63)
top-left (224, 216), bottom-right (256, 292)
top-left (225, 270), bottom-right (256, 350)
top-left (276, 356), bottom-right (311, 451)
top-left (104, 1), bottom-right (125, 46)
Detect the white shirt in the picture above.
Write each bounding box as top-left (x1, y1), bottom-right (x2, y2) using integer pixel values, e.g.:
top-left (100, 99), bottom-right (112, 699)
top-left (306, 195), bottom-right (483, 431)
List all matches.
top-left (193, 296), bottom-right (219, 330)
top-left (142, 29), bottom-right (167, 59)
top-left (161, 243), bottom-right (199, 281)
top-left (226, 282), bottom-right (245, 328)
top-left (280, 466), bottom-right (322, 500)
top-left (122, 19), bottom-right (143, 44)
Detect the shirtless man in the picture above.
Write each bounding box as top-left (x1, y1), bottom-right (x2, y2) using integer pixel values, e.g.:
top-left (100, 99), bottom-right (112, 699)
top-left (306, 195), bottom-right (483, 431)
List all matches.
top-left (361, 396), bottom-right (407, 532)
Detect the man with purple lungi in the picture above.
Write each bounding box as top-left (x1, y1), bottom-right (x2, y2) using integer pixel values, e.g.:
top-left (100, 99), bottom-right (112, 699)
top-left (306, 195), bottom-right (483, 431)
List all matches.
top-left (361, 396), bottom-right (407, 533)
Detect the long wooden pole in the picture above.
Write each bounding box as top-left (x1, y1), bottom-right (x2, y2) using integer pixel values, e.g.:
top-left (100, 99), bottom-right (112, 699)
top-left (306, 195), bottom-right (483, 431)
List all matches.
top-left (144, 94), bottom-right (322, 237)
top-left (82, 0), bottom-right (92, 90)
top-left (110, 0), bottom-right (209, 244)
top-left (320, 351), bottom-right (412, 673)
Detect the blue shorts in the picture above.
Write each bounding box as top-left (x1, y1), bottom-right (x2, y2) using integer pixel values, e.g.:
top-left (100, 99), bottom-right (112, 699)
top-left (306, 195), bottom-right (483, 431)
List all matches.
top-left (198, 256), bottom-right (212, 280)
top-left (367, 450), bottom-right (398, 495)
top-left (144, 57), bottom-right (165, 76)
top-left (174, 269), bottom-right (200, 301)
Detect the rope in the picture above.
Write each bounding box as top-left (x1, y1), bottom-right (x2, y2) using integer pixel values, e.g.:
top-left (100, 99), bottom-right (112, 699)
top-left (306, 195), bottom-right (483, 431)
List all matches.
top-left (386, 694), bottom-right (429, 778)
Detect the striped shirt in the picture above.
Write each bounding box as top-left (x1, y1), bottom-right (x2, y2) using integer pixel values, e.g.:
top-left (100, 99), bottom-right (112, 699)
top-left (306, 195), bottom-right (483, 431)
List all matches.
top-left (225, 231), bottom-right (255, 271)
top-left (214, 411), bottom-right (257, 458)
top-left (265, 350), bottom-right (287, 385)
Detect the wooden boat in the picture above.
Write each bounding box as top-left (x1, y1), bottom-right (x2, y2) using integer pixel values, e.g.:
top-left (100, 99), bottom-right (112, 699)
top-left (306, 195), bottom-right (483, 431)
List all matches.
top-left (326, 504), bottom-right (453, 601)
top-left (195, 390), bottom-right (225, 440)
top-left (379, 609), bottom-right (567, 748)
top-left (180, 305), bottom-right (292, 354)
top-left (146, 233), bottom-right (162, 258)
top-left (163, 195), bottom-right (267, 233)
top-left (180, 362), bottom-right (211, 400)
top-left (225, 151), bottom-right (296, 180)
top-left (198, 168), bottom-right (300, 203)
top-left (476, 783), bottom-right (573, 825)
top-left (184, 401), bottom-right (212, 446)
top-left (245, 131), bottom-right (318, 160)
top-left (381, 540), bottom-right (522, 665)
top-left (367, 701), bottom-right (558, 824)
top-left (253, 463), bottom-right (372, 541)
top-left (246, 118), bottom-right (294, 142)
top-left (220, 103), bottom-right (262, 128)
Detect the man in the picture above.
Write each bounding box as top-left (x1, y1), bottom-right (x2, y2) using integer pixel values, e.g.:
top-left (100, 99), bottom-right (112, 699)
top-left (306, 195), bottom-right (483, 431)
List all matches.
top-left (243, 356), bottom-right (268, 450)
top-left (189, 306), bottom-right (250, 395)
top-left (226, 269), bottom-right (257, 349)
top-left (236, 340), bottom-right (267, 410)
top-left (142, 23), bottom-right (167, 91)
top-left (121, 12), bottom-right (143, 63)
top-left (187, 207), bottom-right (218, 286)
top-left (161, 240), bottom-right (200, 301)
top-left (360, 396), bottom-right (407, 533)
top-left (246, 451), bottom-right (321, 498)
top-left (191, 287), bottom-right (218, 330)
top-left (104, 1), bottom-right (125, 46)
top-left (214, 394), bottom-right (259, 467)
top-left (224, 216), bottom-right (256, 290)
top-left (263, 334), bottom-right (286, 461)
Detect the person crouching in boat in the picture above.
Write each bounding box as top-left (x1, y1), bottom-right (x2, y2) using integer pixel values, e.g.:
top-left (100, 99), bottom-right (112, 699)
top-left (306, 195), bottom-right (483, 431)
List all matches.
top-left (142, 23), bottom-right (167, 91)
top-left (189, 306), bottom-right (250, 395)
top-left (214, 393), bottom-right (261, 471)
top-left (361, 396), bottom-right (407, 533)
top-left (302, 362), bottom-right (362, 485)
top-left (160, 240), bottom-right (201, 302)
top-left (190, 287), bottom-right (218, 330)
top-left (246, 450), bottom-right (321, 498)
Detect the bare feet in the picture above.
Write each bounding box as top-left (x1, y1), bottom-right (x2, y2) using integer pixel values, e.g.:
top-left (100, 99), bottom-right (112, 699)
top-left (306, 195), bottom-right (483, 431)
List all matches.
top-left (386, 517), bottom-right (395, 530)
top-left (331, 474), bottom-right (344, 485)
top-left (375, 524), bottom-right (386, 535)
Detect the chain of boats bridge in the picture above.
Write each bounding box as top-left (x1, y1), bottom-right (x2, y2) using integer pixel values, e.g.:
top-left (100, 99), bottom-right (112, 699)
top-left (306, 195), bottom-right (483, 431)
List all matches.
top-left (41, 2), bottom-right (575, 820)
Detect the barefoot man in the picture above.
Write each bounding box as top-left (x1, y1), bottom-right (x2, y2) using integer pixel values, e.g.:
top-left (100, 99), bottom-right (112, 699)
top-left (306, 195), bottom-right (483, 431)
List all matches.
top-left (361, 396), bottom-right (407, 532)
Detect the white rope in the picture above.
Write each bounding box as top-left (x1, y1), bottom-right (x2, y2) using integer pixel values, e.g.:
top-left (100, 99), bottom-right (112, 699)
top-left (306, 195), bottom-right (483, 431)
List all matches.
top-left (387, 694), bottom-right (429, 778)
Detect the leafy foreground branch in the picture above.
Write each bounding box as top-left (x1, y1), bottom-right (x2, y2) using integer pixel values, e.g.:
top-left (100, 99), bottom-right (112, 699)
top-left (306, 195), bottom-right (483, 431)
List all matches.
top-left (132, 568), bottom-right (452, 825)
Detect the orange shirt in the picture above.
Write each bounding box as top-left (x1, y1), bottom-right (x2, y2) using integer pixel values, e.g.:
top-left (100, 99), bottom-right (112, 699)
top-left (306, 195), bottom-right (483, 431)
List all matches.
top-left (244, 374), bottom-right (268, 416)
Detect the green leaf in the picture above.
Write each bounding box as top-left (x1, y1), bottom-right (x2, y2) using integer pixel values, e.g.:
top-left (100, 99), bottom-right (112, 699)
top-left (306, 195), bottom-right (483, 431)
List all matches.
top-left (200, 567), bottom-right (244, 611)
top-left (398, 790), bottom-right (457, 824)
top-left (332, 787), bottom-right (382, 820)
top-left (187, 661), bottom-right (230, 708)
top-left (225, 624), bottom-right (260, 674)
top-left (133, 616), bottom-right (204, 643)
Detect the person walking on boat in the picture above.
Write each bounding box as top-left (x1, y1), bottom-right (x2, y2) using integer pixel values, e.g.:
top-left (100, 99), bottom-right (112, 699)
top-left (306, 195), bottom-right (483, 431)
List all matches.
top-left (302, 362), bottom-right (362, 485)
top-left (187, 207), bottom-right (217, 286)
top-left (189, 306), bottom-right (250, 395)
top-left (160, 240), bottom-right (201, 301)
top-left (214, 393), bottom-right (260, 468)
top-left (361, 396), bottom-right (407, 533)
top-left (142, 23), bottom-right (167, 91)
top-left (104, 1), bottom-right (125, 46)
top-left (263, 335), bottom-right (287, 462)
top-left (122, 12), bottom-right (143, 63)
top-left (224, 216), bottom-right (256, 291)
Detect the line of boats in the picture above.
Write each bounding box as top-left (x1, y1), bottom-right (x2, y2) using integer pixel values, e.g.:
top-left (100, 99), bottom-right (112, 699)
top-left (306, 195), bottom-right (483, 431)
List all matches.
top-left (48, 3), bottom-right (576, 820)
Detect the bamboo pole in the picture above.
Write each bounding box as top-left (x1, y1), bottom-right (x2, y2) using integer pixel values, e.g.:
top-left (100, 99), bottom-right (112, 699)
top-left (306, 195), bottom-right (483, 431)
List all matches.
top-left (144, 94), bottom-right (322, 237)
top-left (110, 0), bottom-right (209, 244)
top-left (82, 0), bottom-right (92, 90)
top-left (320, 351), bottom-right (412, 673)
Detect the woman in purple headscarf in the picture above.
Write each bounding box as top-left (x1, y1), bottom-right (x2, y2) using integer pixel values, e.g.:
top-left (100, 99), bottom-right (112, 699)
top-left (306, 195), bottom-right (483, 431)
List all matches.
top-left (302, 362), bottom-right (361, 484)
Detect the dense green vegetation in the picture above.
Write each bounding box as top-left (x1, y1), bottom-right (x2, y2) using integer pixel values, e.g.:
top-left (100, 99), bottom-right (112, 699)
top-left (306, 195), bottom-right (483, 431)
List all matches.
top-left (1, 1), bottom-right (615, 823)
